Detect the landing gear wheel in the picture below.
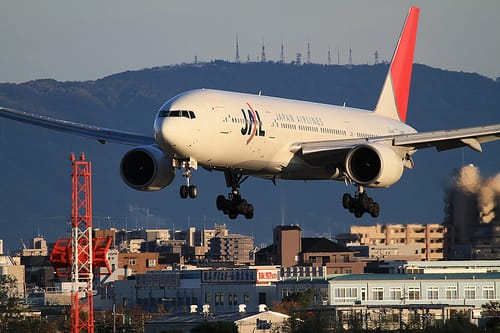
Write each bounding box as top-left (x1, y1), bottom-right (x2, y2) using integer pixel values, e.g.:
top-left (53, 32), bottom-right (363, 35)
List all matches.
top-left (216, 170), bottom-right (255, 220)
top-left (188, 185), bottom-right (198, 198)
top-left (216, 195), bottom-right (225, 210)
top-left (180, 185), bottom-right (189, 199)
top-left (342, 187), bottom-right (380, 219)
top-left (354, 209), bottom-right (364, 218)
top-left (370, 202), bottom-right (380, 218)
top-left (342, 193), bottom-right (352, 209)
top-left (244, 204), bottom-right (254, 219)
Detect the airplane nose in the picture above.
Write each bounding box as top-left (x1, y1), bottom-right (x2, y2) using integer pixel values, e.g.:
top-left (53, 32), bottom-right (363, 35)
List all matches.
top-left (155, 117), bottom-right (182, 150)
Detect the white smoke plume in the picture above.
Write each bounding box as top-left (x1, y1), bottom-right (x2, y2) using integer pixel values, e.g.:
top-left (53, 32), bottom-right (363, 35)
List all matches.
top-left (455, 164), bottom-right (481, 193)
top-left (454, 165), bottom-right (500, 224)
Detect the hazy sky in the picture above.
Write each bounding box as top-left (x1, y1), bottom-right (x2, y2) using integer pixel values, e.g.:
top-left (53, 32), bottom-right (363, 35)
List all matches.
top-left (1, 1), bottom-right (500, 83)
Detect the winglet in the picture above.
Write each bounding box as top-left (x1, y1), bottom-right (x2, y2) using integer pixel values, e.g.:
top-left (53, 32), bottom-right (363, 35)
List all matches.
top-left (374, 6), bottom-right (419, 123)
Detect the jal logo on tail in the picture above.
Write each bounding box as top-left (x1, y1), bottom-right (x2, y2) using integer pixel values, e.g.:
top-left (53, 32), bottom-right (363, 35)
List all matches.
top-left (240, 103), bottom-right (265, 144)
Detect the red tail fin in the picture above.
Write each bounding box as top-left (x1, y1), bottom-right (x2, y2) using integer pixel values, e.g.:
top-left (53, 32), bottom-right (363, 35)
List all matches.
top-left (374, 6), bottom-right (419, 123)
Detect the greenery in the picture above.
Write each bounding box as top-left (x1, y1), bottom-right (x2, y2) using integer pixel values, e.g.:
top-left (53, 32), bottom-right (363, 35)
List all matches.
top-left (0, 275), bottom-right (62, 333)
top-left (482, 301), bottom-right (500, 332)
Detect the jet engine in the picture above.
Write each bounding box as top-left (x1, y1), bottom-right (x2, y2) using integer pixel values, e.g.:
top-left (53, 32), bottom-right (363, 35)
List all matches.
top-left (345, 143), bottom-right (404, 188)
top-left (120, 146), bottom-right (175, 191)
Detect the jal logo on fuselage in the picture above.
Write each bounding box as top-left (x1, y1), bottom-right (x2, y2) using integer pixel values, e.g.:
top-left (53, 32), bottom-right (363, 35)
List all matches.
top-left (240, 103), bottom-right (265, 144)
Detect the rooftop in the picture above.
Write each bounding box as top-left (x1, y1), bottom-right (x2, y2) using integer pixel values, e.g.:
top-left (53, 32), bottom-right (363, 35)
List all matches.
top-left (301, 238), bottom-right (352, 253)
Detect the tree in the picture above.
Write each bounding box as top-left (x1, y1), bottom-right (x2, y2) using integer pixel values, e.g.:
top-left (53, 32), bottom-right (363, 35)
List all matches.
top-left (273, 288), bottom-right (317, 315)
top-left (0, 274), bottom-right (60, 333)
top-left (483, 301), bottom-right (500, 332)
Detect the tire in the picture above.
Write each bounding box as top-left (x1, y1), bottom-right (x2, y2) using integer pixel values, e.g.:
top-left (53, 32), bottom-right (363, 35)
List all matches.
top-left (342, 193), bottom-right (352, 209)
top-left (370, 202), bottom-right (380, 218)
top-left (180, 185), bottom-right (188, 199)
top-left (354, 209), bottom-right (364, 218)
top-left (244, 204), bottom-right (254, 219)
top-left (360, 194), bottom-right (370, 210)
top-left (229, 212), bottom-right (238, 220)
top-left (216, 195), bottom-right (226, 210)
top-left (188, 185), bottom-right (198, 199)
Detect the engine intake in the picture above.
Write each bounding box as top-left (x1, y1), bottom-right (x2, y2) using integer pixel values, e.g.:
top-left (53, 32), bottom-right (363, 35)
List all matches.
top-left (345, 143), bottom-right (404, 188)
top-left (120, 146), bottom-right (175, 191)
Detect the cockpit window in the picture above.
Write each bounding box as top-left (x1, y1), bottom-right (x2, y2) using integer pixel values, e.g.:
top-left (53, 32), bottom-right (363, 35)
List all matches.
top-left (158, 110), bottom-right (196, 119)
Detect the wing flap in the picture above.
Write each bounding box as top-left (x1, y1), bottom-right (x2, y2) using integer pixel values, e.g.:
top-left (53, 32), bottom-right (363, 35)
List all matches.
top-left (0, 107), bottom-right (155, 146)
top-left (393, 123), bottom-right (500, 151)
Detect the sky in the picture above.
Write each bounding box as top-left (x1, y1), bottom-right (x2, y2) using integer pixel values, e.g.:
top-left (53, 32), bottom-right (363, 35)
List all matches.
top-left (1, 0), bottom-right (500, 83)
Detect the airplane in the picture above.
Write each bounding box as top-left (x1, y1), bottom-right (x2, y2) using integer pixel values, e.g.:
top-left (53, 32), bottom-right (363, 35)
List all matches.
top-left (1, 6), bottom-right (500, 220)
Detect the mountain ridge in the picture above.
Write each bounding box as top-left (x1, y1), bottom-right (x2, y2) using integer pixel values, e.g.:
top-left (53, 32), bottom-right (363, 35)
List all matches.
top-left (0, 61), bottom-right (499, 251)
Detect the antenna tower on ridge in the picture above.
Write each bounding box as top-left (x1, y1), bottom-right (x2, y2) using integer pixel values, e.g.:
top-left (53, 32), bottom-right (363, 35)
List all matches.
top-left (349, 41), bottom-right (352, 65)
top-left (307, 42), bottom-right (311, 64)
top-left (280, 41), bottom-right (285, 63)
top-left (235, 34), bottom-right (240, 63)
top-left (261, 41), bottom-right (266, 62)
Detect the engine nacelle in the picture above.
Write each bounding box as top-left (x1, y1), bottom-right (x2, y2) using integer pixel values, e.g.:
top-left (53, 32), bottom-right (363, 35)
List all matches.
top-left (345, 143), bottom-right (404, 188)
top-left (120, 146), bottom-right (175, 191)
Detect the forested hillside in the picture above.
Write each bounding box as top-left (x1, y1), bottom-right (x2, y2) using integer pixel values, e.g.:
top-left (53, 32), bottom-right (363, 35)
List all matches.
top-left (0, 61), bottom-right (499, 251)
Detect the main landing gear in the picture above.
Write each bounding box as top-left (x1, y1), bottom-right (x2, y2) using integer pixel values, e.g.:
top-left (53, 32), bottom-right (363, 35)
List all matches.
top-left (216, 171), bottom-right (254, 220)
top-left (179, 161), bottom-right (198, 199)
top-left (342, 186), bottom-right (380, 218)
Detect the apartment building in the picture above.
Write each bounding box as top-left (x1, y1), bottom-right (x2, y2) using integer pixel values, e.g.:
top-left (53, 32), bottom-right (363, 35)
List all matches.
top-left (206, 233), bottom-right (254, 265)
top-left (350, 224), bottom-right (445, 260)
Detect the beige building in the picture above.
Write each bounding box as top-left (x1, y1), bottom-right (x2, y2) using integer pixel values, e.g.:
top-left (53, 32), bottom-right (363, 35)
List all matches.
top-left (350, 224), bottom-right (445, 260)
top-left (207, 233), bottom-right (254, 265)
top-left (0, 253), bottom-right (25, 298)
top-left (21, 237), bottom-right (48, 256)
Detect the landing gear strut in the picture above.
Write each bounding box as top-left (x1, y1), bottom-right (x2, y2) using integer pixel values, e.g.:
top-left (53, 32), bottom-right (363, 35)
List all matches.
top-left (216, 171), bottom-right (254, 220)
top-left (179, 161), bottom-right (198, 199)
top-left (342, 186), bottom-right (380, 218)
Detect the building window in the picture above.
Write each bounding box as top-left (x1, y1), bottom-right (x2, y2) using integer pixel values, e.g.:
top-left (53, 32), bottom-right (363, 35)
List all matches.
top-left (147, 259), bottom-right (156, 267)
top-left (408, 287), bottom-right (420, 300)
top-left (372, 287), bottom-right (384, 301)
top-left (205, 292), bottom-right (211, 303)
top-left (334, 287), bottom-right (358, 303)
top-left (360, 287), bottom-right (366, 301)
top-left (427, 287), bottom-right (439, 300)
top-left (445, 286), bottom-right (457, 299)
top-left (483, 286), bottom-right (495, 300)
top-left (228, 293), bottom-right (233, 305)
top-left (128, 259), bottom-right (136, 265)
top-left (464, 286), bottom-right (476, 299)
top-left (233, 292), bottom-right (238, 305)
top-left (244, 292), bottom-right (249, 304)
top-left (215, 293), bottom-right (220, 305)
top-left (390, 287), bottom-right (402, 301)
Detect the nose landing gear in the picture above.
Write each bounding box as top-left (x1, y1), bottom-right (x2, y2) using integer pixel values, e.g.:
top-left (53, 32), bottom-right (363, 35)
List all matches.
top-left (179, 161), bottom-right (198, 199)
top-left (342, 186), bottom-right (380, 218)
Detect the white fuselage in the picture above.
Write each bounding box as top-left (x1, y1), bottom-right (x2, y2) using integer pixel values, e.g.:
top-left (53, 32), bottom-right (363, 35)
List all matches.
top-left (154, 89), bottom-right (416, 180)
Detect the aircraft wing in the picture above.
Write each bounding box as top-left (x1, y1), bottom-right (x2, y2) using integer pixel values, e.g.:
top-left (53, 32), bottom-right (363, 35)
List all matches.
top-left (392, 123), bottom-right (500, 152)
top-left (0, 106), bottom-right (155, 146)
top-left (295, 123), bottom-right (500, 165)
